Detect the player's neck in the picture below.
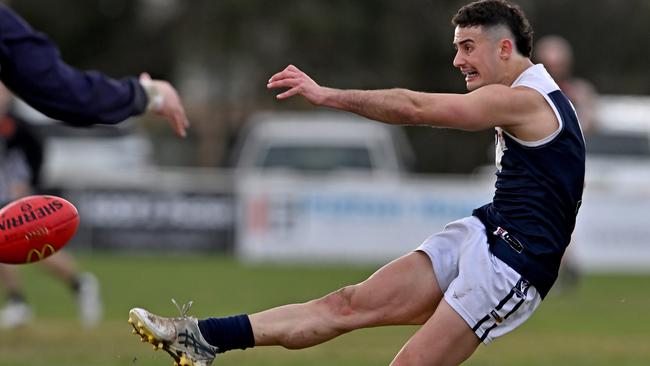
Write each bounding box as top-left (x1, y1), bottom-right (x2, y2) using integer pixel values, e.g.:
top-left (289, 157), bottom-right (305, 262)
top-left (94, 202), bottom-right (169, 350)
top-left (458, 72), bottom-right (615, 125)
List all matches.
top-left (503, 58), bottom-right (534, 86)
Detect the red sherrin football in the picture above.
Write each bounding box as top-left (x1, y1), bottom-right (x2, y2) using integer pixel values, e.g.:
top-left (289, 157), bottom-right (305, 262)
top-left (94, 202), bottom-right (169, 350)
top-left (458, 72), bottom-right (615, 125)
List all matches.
top-left (0, 195), bottom-right (79, 264)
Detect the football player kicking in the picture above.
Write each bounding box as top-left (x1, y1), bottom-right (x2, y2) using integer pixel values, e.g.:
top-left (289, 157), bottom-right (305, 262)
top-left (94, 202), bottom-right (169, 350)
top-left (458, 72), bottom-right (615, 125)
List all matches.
top-left (129, 1), bottom-right (585, 365)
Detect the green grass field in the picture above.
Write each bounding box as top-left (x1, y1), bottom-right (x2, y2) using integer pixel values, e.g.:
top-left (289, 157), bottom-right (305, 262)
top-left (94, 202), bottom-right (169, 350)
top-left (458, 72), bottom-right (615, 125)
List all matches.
top-left (0, 254), bottom-right (649, 366)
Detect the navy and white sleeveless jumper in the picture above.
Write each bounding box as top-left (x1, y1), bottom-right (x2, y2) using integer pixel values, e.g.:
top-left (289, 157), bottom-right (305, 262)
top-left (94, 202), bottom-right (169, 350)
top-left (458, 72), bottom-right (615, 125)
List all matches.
top-left (473, 64), bottom-right (585, 299)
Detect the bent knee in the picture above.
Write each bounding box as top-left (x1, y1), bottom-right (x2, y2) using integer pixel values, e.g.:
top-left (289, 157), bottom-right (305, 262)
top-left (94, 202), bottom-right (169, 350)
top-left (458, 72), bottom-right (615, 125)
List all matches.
top-left (314, 285), bottom-right (364, 330)
top-left (319, 286), bottom-right (356, 317)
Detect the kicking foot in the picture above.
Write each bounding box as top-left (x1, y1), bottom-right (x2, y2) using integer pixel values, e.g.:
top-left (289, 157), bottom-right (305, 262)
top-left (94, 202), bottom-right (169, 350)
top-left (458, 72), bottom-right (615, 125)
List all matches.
top-left (128, 300), bottom-right (218, 366)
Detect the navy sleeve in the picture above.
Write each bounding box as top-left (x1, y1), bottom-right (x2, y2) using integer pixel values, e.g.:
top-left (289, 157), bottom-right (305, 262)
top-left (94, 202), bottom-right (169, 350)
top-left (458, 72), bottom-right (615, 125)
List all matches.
top-left (0, 4), bottom-right (147, 126)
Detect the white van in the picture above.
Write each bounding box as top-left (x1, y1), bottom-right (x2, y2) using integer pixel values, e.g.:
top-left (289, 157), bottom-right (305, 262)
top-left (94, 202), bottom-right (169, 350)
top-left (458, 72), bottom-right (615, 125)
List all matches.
top-left (233, 111), bottom-right (413, 177)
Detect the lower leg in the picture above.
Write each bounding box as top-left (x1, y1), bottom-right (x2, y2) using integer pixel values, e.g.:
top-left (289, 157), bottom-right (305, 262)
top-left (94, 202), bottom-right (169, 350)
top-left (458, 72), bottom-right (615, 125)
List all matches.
top-left (244, 252), bottom-right (441, 350)
top-left (249, 291), bottom-right (353, 349)
top-left (0, 264), bottom-right (26, 301)
top-left (41, 253), bottom-right (102, 327)
top-left (41, 252), bottom-right (79, 289)
top-left (198, 287), bottom-right (359, 352)
top-left (0, 265), bottom-right (32, 328)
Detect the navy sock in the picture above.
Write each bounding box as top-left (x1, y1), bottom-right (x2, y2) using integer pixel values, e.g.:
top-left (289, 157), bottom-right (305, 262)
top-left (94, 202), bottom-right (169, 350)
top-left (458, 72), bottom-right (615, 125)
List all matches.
top-left (70, 276), bottom-right (81, 293)
top-left (7, 291), bottom-right (26, 303)
top-left (198, 314), bottom-right (254, 353)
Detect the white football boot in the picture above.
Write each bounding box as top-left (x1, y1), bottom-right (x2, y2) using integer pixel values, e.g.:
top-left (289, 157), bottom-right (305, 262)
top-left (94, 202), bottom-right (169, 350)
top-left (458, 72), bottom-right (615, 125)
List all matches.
top-left (129, 300), bottom-right (218, 366)
top-left (0, 299), bottom-right (32, 329)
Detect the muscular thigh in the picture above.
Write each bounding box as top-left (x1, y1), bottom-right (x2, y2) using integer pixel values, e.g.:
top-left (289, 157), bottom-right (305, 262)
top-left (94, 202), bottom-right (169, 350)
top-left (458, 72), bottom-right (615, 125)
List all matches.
top-left (331, 251), bottom-right (443, 328)
top-left (391, 300), bottom-right (480, 366)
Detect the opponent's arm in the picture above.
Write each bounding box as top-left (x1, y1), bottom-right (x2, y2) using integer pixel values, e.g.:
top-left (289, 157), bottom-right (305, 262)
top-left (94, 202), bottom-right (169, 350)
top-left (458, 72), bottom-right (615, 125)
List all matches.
top-left (0, 4), bottom-right (188, 137)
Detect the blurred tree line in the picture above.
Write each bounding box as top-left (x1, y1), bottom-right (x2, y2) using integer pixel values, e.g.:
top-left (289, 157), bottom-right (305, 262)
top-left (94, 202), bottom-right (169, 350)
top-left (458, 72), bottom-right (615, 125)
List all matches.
top-left (8, 0), bottom-right (650, 173)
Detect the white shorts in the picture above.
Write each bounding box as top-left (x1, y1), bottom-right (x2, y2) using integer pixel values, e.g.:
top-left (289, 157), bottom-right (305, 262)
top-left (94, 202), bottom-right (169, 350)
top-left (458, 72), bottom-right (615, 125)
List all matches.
top-left (416, 216), bottom-right (542, 344)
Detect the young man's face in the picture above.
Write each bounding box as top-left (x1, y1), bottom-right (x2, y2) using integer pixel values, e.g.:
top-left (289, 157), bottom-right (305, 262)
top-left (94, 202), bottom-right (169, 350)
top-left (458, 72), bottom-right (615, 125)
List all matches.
top-left (452, 26), bottom-right (504, 91)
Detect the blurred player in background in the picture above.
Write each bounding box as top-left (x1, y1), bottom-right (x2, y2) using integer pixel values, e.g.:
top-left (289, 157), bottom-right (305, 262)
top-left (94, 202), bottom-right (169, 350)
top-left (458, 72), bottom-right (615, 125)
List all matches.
top-left (535, 35), bottom-right (598, 292)
top-left (0, 83), bottom-right (101, 329)
top-left (535, 35), bottom-right (598, 134)
top-left (129, 1), bottom-right (585, 365)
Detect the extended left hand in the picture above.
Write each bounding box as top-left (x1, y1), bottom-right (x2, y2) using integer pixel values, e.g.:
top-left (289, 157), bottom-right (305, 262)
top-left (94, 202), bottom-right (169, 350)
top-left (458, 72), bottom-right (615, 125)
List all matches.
top-left (267, 65), bottom-right (326, 105)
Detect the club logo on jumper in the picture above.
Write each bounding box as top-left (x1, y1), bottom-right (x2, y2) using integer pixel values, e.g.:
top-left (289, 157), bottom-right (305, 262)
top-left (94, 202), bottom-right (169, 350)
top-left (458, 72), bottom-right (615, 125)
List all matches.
top-left (493, 226), bottom-right (524, 253)
top-left (0, 200), bottom-right (64, 231)
top-left (495, 127), bottom-right (508, 172)
top-left (25, 243), bottom-right (56, 263)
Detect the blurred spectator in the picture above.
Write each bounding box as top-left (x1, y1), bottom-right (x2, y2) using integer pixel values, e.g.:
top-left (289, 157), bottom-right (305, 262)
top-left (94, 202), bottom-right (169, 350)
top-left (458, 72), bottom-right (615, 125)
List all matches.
top-left (535, 35), bottom-right (598, 293)
top-left (535, 35), bottom-right (598, 134)
top-left (0, 83), bottom-right (101, 329)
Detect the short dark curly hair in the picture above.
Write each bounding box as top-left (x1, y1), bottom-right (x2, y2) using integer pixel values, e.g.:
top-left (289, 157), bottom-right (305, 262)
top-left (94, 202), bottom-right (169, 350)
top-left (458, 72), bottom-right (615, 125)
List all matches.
top-left (452, 0), bottom-right (534, 58)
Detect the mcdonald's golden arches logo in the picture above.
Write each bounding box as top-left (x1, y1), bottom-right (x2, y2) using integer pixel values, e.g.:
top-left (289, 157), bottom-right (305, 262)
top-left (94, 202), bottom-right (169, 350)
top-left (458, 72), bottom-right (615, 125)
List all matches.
top-left (26, 244), bottom-right (56, 263)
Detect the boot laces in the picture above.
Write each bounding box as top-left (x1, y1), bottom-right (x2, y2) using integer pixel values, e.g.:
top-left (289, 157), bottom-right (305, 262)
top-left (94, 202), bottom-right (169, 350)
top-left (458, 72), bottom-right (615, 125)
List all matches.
top-left (171, 298), bottom-right (194, 318)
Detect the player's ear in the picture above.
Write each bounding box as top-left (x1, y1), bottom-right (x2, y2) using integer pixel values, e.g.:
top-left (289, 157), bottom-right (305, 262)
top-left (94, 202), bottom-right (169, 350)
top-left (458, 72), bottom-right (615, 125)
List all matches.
top-left (499, 38), bottom-right (514, 60)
